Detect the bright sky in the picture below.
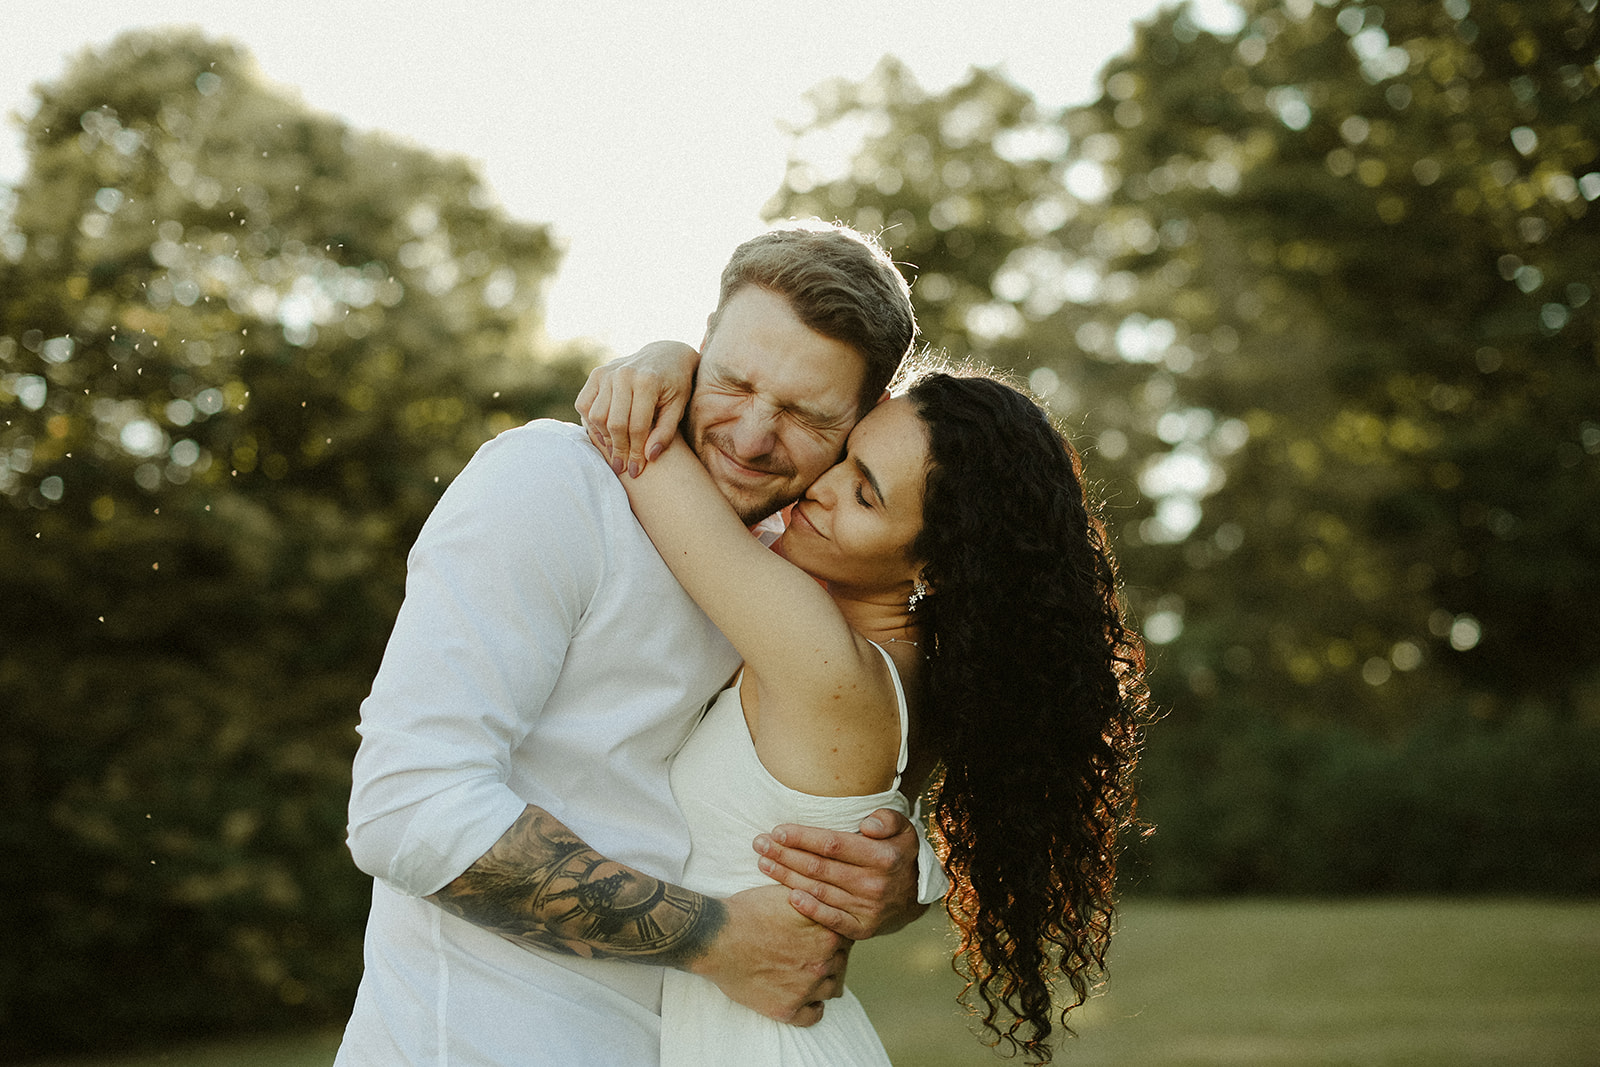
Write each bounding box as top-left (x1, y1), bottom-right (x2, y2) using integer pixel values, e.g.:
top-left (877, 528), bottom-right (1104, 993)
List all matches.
top-left (1, 0), bottom-right (1241, 356)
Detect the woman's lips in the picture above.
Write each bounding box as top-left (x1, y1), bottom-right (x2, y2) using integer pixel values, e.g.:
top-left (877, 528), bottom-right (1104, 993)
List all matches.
top-left (789, 502), bottom-right (825, 539)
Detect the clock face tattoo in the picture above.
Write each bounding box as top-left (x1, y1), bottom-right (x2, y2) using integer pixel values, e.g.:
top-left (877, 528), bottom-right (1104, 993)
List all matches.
top-left (537, 862), bottom-right (712, 956)
top-left (605, 882), bottom-right (711, 955)
top-left (429, 808), bottom-right (724, 967)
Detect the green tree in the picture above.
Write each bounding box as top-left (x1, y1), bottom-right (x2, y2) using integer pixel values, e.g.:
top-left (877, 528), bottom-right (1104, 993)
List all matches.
top-left (0, 31), bottom-right (590, 1057)
top-left (769, 0), bottom-right (1600, 730)
top-left (1077, 0), bottom-right (1600, 728)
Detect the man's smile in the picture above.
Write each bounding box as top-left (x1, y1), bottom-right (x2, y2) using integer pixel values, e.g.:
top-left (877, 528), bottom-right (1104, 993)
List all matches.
top-left (702, 434), bottom-right (793, 484)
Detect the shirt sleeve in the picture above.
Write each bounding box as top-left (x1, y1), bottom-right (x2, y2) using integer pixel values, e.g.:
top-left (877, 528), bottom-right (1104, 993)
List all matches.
top-left (345, 424), bottom-right (606, 896)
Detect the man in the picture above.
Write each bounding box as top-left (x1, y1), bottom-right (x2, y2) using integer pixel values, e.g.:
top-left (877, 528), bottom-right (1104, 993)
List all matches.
top-left (336, 221), bottom-right (934, 1065)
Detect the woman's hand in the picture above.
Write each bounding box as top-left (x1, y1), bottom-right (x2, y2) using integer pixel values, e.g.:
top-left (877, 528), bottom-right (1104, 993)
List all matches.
top-left (752, 809), bottom-right (929, 941)
top-left (575, 340), bottom-right (700, 477)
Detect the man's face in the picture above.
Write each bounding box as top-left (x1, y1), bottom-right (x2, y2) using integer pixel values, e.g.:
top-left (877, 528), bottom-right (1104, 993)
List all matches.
top-left (686, 286), bottom-right (868, 525)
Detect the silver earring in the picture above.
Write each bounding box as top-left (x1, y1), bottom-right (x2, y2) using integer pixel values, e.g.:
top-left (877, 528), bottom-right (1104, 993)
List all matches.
top-left (908, 580), bottom-right (928, 611)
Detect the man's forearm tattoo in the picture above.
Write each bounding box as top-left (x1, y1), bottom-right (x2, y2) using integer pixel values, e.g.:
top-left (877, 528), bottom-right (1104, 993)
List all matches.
top-left (429, 807), bottom-right (725, 968)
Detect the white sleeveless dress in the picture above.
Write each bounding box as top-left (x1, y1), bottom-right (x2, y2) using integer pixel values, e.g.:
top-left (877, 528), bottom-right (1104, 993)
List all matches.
top-left (659, 642), bottom-right (911, 1067)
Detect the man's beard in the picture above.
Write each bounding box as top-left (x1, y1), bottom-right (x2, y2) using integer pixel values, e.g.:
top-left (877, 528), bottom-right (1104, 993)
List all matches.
top-left (695, 427), bottom-right (799, 525)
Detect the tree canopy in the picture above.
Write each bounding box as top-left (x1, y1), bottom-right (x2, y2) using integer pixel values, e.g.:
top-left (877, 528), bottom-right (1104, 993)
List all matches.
top-left (769, 0), bottom-right (1599, 730)
top-left (0, 30), bottom-right (590, 1055)
top-left (4, 6), bottom-right (1598, 1056)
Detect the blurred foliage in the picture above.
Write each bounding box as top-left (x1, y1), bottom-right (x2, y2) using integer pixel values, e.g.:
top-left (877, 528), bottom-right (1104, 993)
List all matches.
top-left (6, 4), bottom-right (1600, 1059)
top-left (0, 30), bottom-right (591, 1059)
top-left (768, 0), bottom-right (1600, 732)
top-left (1132, 704), bottom-right (1600, 894)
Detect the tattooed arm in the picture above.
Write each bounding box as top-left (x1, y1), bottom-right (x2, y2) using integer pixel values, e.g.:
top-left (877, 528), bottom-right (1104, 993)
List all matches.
top-left (428, 806), bottom-right (721, 966)
top-left (430, 805), bottom-right (848, 1025)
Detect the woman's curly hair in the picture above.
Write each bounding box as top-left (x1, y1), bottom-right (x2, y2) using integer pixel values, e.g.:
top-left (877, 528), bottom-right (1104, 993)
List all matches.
top-left (903, 366), bottom-right (1149, 1064)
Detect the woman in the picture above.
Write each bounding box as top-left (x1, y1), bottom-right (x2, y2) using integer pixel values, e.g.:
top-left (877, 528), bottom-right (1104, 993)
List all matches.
top-left (580, 353), bottom-right (1147, 1066)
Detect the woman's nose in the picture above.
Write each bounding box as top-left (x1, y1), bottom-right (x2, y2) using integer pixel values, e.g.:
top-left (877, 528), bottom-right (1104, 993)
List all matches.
top-left (807, 468), bottom-right (841, 508)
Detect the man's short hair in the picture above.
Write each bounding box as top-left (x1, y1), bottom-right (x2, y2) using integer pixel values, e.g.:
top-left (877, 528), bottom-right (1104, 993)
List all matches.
top-left (709, 220), bottom-right (917, 415)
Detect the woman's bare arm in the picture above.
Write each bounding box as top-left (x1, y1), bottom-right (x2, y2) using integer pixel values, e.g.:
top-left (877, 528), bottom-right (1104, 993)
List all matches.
top-left (621, 438), bottom-right (872, 692)
top-left (617, 437), bottom-right (898, 794)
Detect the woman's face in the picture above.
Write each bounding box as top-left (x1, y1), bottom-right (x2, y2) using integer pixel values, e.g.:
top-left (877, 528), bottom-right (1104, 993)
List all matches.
top-left (775, 396), bottom-right (929, 595)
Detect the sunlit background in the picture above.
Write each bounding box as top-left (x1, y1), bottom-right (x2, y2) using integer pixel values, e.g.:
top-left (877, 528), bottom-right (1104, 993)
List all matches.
top-left (3, 1), bottom-right (1598, 1064)
top-left (0, 0), bottom-right (1244, 353)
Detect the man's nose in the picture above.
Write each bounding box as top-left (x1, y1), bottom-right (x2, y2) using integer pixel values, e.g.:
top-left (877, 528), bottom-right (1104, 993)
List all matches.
top-left (728, 403), bottom-right (780, 458)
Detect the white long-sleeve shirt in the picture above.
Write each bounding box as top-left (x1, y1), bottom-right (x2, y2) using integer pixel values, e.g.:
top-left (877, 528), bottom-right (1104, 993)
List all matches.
top-left (336, 419), bottom-right (742, 1066)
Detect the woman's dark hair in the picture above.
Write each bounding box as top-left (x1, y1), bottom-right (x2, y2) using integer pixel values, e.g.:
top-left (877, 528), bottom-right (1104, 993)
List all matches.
top-left (904, 366), bottom-right (1148, 1064)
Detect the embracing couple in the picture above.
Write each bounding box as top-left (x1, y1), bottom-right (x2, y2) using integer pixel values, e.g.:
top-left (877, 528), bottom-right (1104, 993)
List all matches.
top-left (334, 221), bottom-right (1146, 1066)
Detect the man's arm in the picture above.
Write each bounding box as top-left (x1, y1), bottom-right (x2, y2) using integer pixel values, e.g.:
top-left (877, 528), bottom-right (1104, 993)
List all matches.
top-left (429, 806), bottom-right (723, 967)
top-left (347, 428), bottom-right (845, 1024)
top-left (431, 804), bottom-right (849, 1026)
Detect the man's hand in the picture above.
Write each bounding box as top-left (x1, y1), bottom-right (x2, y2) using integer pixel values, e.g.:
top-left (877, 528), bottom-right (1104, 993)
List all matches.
top-left (430, 807), bottom-right (851, 1027)
top-left (575, 340), bottom-right (700, 478)
top-left (686, 884), bottom-right (850, 1028)
top-left (753, 808), bottom-right (926, 941)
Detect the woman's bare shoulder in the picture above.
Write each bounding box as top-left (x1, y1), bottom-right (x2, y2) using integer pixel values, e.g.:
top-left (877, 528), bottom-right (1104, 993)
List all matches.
top-left (746, 640), bottom-right (906, 798)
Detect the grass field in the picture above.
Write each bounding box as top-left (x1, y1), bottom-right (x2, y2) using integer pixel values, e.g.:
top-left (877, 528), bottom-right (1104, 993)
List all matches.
top-left (852, 897), bottom-right (1600, 1065)
top-left (22, 898), bottom-right (1600, 1066)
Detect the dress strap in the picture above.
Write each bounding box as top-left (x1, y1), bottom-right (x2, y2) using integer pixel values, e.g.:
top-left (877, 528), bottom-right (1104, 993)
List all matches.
top-left (865, 641), bottom-right (911, 786)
